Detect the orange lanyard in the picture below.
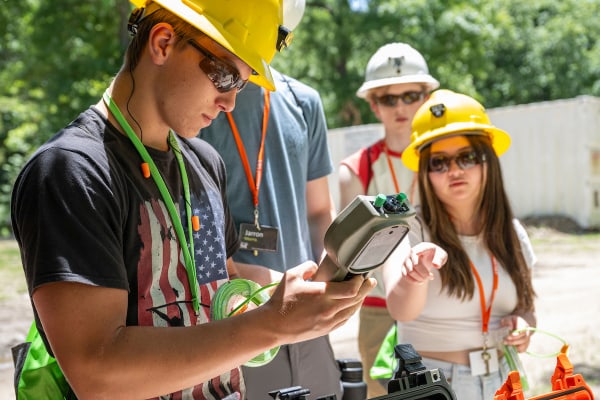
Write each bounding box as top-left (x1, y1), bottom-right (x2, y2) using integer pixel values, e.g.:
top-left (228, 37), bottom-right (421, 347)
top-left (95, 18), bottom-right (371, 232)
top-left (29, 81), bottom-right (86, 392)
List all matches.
top-left (383, 144), bottom-right (400, 193)
top-left (470, 256), bottom-right (498, 335)
top-left (383, 144), bottom-right (418, 203)
top-left (226, 90), bottom-right (270, 227)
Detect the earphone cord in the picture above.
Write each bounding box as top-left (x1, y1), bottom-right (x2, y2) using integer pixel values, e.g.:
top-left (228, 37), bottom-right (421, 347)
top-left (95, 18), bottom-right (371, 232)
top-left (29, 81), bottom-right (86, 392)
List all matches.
top-left (102, 90), bottom-right (200, 312)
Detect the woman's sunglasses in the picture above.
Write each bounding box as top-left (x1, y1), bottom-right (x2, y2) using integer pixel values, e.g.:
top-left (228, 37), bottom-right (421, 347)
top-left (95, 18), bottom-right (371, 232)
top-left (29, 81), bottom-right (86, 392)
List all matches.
top-left (374, 91), bottom-right (426, 107)
top-left (187, 39), bottom-right (248, 93)
top-left (428, 149), bottom-right (486, 173)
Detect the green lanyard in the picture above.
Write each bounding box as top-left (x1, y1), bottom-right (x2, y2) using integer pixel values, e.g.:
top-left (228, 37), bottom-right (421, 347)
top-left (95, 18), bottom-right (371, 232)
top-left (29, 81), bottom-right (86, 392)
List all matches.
top-left (102, 91), bottom-right (200, 312)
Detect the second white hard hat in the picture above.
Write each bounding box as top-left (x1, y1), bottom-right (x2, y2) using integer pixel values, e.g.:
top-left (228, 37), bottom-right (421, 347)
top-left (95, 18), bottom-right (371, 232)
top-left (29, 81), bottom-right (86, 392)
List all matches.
top-left (356, 42), bottom-right (439, 99)
top-left (283, 0), bottom-right (305, 31)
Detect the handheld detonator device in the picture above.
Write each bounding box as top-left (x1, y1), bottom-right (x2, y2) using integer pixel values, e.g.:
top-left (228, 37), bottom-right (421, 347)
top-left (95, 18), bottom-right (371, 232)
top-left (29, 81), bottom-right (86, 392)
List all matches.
top-left (315, 193), bottom-right (415, 282)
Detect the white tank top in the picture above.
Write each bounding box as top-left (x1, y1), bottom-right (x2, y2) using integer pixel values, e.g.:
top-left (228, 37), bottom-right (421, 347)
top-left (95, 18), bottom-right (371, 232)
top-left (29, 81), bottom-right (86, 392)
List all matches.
top-left (398, 219), bottom-right (536, 351)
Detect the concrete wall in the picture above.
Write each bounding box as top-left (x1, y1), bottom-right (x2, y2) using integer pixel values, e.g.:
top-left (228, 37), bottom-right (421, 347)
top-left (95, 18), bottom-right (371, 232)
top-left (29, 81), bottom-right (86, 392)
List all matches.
top-left (489, 96), bottom-right (600, 229)
top-left (326, 96), bottom-right (600, 229)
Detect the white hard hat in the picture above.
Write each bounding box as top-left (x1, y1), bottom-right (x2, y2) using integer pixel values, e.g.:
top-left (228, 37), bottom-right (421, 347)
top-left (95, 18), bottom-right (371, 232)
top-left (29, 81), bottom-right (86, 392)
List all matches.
top-left (283, 0), bottom-right (305, 30)
top-left (356, 42), bottom-right (439, 99)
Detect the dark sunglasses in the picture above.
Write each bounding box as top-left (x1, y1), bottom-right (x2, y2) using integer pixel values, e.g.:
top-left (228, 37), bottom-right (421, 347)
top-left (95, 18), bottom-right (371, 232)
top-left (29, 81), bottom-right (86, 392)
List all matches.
top-left (187, 39), bottom-right (248, 93)
top-left (428, 149), bottom-right (486, 173)
top-left (374, 91), bottom-right (426, 107)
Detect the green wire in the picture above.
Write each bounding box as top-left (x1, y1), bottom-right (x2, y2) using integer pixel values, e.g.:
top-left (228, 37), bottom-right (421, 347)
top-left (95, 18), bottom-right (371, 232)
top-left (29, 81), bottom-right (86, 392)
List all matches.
top-left (103, 91), bottom-right (200, 312)
top-left (211, 279), bottom-right (281, 367)
top-left (514, 326), bottom-right (568, 358)
top-left (227, 281), bottom-right (279, 317)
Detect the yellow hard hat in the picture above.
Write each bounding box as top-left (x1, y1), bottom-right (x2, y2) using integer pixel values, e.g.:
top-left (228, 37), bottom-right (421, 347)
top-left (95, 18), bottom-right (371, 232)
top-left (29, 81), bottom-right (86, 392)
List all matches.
top-left (129, 0), bottom-right (295, 91)
top-left (402, 89), bottom-right (511, 171)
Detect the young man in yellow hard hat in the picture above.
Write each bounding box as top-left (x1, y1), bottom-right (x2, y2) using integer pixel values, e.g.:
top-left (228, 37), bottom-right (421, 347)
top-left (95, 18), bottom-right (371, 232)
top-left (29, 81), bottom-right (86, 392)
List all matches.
top-left (11, 1), bottom-right (376, 398)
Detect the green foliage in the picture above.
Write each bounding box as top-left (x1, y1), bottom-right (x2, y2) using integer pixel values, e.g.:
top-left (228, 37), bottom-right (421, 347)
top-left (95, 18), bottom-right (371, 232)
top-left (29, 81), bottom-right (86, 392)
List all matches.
top-left (479, 0), bottom-right (600, 106)
top-left (0, 0), bottom-right (129, 237)
top-left (1, 0), bottom-right (600, 236)
top-left (273, 0), bottom-right (600, 126)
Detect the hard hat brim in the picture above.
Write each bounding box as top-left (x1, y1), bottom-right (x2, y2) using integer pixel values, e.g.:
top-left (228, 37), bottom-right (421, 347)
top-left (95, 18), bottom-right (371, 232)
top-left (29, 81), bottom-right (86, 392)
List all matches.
top-left (402, 123), bottom-right (512, 171)
top-left (356, 75), bottom-right (440, 99)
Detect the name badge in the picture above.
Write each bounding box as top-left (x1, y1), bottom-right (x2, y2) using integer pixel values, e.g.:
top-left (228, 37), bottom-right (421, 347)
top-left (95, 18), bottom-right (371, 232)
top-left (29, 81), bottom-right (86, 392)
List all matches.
top-left (238, 223), bottom-right (278, 253)
top-left (469, 348), bottom-right (499, 376)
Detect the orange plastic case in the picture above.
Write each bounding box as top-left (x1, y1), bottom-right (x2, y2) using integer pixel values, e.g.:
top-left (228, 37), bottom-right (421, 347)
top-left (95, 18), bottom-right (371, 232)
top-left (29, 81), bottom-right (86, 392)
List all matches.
top-left (494, 346), bottom-right (594, 400)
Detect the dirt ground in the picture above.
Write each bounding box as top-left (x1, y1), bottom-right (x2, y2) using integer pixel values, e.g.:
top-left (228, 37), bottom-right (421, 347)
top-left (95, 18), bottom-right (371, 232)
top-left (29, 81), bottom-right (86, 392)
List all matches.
top-left (1, 223), bottom-right (599, 399)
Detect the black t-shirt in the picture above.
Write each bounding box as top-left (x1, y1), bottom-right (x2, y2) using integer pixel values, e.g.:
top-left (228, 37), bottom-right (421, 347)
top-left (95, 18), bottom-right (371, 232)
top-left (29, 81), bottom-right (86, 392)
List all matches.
top-left (11, 107), bottom-right (242, 398)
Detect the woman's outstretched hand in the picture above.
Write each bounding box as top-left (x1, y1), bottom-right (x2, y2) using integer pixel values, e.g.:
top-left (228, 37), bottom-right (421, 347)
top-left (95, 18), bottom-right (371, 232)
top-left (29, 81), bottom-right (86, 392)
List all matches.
top-left (401, 242), bottom-right (448, 285)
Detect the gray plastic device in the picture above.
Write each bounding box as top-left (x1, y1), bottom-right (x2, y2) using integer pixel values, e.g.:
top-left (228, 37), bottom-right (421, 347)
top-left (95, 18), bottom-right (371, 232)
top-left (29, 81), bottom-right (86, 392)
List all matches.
top-left (317, 193), bottom-right (416, 282)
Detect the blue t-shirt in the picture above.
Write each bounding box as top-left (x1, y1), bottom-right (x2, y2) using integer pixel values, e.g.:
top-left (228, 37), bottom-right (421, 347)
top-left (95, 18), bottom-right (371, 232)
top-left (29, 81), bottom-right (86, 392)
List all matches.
top-left (200, 70), bottom-right (333, 271)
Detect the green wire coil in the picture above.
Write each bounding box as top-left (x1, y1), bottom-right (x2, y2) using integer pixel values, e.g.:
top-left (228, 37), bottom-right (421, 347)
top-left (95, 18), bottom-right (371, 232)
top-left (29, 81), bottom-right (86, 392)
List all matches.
top-left (516, 326), bottom-right (568, 358)
top-left (211, 279), bottom-right (280, 367)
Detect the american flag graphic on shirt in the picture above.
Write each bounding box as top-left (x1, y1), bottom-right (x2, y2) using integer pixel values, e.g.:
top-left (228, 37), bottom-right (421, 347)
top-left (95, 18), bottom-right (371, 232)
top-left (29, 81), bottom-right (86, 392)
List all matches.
top-left (193, 188), bottom-right (228, 285)
top-left (136, 184), bottom-right (244, 399)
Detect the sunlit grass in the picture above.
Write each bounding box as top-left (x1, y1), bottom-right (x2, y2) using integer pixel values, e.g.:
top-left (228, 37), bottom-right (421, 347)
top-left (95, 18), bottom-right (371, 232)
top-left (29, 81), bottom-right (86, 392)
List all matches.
top-left (529, 231), bottom-right (600, 249)
top-left (0, 240), bottom-right (27, 301)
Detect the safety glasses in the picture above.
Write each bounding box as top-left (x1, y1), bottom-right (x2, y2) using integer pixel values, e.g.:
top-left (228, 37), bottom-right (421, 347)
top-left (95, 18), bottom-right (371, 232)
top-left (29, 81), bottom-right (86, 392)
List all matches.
top-left (428, 149), bottom-right (486, 173)
top-left (374, 91), bottom-right (426, 107)
top-left (187, 39), bottom-right (248, 93)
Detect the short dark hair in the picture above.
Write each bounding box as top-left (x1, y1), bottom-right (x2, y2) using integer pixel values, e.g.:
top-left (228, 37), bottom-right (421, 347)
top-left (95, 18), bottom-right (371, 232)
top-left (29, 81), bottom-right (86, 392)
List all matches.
top-left (124, 7), bottom-right (200, 71)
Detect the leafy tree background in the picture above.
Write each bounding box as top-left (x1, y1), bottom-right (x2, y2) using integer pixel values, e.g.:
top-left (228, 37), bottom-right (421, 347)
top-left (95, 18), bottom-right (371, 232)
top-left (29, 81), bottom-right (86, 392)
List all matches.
top-left (1, 0), bottom-right (599, 236)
